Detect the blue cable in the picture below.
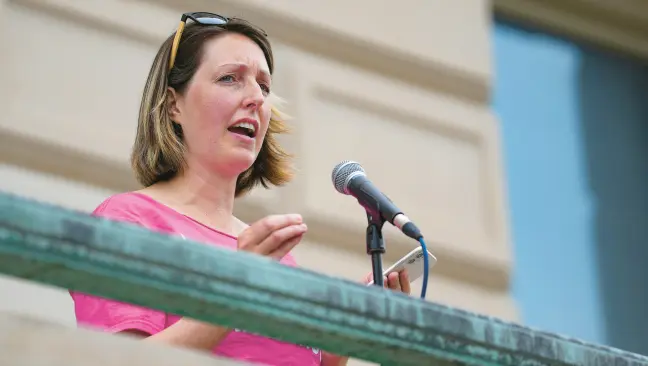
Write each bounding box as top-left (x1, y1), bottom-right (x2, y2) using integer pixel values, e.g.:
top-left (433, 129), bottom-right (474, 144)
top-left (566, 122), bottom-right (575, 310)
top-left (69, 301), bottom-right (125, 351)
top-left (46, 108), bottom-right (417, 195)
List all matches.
top-left (418, 237), bottom-right (429, 300)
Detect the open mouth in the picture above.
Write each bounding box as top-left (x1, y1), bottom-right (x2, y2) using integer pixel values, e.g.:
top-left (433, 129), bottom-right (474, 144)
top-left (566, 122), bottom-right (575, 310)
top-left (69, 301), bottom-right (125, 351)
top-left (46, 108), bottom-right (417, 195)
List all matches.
top-left (227, 122), bottom-right (257, 138)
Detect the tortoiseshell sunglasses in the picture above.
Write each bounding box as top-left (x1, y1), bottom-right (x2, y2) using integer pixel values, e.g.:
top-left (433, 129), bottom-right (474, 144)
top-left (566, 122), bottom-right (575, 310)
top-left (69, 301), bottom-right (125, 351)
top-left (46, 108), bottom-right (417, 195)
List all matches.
top-left (168, 11), bottom-right (268, 72)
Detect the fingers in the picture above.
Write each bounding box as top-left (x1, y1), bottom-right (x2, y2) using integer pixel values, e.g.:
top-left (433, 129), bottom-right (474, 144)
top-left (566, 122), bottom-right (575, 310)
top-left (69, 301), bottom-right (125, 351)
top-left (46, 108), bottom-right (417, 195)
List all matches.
top-left (266, 231), bottom-right (305, 260)
top-left (387, 272), bottom-right (400, 290)
top-left (362, 273), bottom-right (389, 287)
top-left (255, 222), bottom-right (307, 256)
top-left (363, 273), bottom-right (373, 285)
top-left (245, 214), bottom-right (303, 245)
top-left (238, 214), bottom-right (305, 255)
top-left (373, 270), bottom-right (411, 295)
top-left (399, 270), bottom-right (411, 295)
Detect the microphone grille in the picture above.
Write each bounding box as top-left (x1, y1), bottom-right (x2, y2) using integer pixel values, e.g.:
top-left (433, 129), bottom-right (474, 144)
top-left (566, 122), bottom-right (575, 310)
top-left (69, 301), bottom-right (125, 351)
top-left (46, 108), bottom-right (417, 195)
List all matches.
top-left (331, 160), bottom-right (365, 194)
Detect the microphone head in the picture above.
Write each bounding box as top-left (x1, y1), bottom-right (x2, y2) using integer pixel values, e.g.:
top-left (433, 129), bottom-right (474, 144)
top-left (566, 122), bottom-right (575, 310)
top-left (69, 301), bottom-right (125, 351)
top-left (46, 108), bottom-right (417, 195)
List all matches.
top-left (331, 160), bottom-right (366, 195)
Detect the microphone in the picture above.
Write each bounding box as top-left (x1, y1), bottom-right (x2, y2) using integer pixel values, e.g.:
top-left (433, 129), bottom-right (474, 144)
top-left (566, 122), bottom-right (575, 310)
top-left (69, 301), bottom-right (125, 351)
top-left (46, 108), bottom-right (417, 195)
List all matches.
top-left (331, 160), bottom-right (422, 240)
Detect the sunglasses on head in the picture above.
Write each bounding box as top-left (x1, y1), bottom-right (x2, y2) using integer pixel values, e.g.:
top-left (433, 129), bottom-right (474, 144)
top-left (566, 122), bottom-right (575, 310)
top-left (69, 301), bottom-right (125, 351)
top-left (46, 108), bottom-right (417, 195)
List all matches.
top-left (169, 12), bottom-right (268, 72)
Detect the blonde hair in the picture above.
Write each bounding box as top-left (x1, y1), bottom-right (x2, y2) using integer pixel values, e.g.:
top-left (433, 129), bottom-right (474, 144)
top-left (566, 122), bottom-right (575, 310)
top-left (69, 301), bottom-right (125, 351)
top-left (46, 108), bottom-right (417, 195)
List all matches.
top-left (131, 19), bottom-right (293, 197)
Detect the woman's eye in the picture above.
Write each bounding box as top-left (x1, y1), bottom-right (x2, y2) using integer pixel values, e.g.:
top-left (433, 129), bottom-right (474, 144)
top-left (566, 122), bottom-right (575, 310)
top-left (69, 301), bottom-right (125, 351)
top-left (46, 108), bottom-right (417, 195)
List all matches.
top-left (259, 83), bottom-right (271, 94)
top-left (218, 75), bottom-right (236, 83)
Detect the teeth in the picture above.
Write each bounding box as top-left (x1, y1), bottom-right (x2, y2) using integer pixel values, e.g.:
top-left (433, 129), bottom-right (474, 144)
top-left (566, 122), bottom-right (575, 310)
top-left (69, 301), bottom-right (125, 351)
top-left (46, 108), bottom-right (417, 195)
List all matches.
top-left (232, 122), bottom-right (256, 133)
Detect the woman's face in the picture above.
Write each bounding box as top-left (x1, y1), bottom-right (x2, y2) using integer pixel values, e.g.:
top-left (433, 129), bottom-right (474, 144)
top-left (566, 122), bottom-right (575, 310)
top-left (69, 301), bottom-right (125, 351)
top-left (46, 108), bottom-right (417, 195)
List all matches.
top-left (170, 32), bottom-right (272, 178)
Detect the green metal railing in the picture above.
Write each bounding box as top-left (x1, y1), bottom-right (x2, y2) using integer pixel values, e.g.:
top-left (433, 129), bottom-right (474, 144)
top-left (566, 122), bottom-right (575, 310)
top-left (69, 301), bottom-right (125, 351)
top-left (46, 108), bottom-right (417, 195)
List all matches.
top-left (1, 190), bottom-right (647, 365)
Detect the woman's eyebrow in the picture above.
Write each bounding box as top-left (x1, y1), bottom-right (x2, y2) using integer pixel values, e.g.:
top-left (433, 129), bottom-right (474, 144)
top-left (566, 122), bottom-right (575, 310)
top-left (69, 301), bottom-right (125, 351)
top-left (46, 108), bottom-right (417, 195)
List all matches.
top-left (217, 63), bottom-right (271, 79)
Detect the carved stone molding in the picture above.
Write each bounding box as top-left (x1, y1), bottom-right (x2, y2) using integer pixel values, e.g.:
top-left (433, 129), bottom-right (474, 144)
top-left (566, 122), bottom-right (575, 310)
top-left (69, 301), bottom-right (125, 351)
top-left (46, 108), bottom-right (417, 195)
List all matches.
top-left (6, 0), bottom-right (493, 104)
top-left (494, 0), bottom-right (648, 62)
top-left (0, 128), bottom-right (138, 193)
top-left (9, 0), bottom-right (174, 45)
top-left (136, 0), bottom-right (492, 104)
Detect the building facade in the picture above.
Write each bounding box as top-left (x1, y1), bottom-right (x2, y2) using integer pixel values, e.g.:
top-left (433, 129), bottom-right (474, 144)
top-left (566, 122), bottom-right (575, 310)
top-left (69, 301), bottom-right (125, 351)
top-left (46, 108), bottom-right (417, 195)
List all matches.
top-left (1, 0), bottom-right (646, 363)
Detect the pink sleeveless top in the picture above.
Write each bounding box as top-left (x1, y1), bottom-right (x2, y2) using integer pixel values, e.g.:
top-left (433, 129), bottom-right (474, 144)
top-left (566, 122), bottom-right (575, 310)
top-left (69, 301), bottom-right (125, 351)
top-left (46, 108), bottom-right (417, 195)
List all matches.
top-left (70, 192), bottom-right (322, 365)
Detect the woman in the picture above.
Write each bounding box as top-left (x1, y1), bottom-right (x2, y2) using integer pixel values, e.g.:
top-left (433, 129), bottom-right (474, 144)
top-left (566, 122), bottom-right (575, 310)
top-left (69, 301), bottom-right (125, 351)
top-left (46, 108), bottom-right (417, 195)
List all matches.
top-left (71, 12), bottom-right (410, 366)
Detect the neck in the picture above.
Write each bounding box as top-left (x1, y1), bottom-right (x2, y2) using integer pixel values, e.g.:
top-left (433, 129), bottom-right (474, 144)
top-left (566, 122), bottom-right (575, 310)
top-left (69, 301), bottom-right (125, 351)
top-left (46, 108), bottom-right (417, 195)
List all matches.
top-left (155, 162), bottom-right (238, 232)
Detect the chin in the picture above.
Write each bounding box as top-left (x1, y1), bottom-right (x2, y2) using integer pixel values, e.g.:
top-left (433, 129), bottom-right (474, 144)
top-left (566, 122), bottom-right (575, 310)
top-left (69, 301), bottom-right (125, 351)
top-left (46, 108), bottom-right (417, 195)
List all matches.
top-left (223, 152), bottom-right (257, 175)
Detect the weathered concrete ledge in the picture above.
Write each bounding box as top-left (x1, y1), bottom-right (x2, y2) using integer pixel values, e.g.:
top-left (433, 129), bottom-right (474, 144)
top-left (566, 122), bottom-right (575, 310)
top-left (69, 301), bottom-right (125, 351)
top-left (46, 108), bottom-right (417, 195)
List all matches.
top-left (1, 191), bottom-right (647, 365)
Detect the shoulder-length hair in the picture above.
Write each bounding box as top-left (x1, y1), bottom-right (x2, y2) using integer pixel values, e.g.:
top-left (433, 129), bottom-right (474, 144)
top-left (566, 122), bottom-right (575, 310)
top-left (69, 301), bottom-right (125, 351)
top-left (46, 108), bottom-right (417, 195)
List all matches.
top-left (131, 18), bottom-right (293, 197)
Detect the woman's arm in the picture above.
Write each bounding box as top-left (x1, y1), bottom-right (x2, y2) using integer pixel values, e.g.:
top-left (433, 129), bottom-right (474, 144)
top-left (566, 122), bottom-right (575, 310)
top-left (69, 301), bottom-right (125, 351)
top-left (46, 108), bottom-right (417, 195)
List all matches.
top-left (321, 353), bottom-right (349, 366)
top-left (135, 318), bottom-right (231, 351)
top-left (71, 291), bottom-right (231, 352)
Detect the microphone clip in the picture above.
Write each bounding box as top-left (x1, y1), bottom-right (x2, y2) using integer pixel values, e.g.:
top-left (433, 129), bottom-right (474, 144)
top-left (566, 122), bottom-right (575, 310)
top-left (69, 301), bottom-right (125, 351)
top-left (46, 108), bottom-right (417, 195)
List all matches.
top-left (365, 210), bottom-right (386, 287)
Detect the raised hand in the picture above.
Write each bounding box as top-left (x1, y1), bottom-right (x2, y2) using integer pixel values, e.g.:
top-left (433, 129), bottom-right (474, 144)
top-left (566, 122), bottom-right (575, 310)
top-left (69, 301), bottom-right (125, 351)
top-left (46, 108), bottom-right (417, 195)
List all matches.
top-left (237, 214), bottom-right (307, 260)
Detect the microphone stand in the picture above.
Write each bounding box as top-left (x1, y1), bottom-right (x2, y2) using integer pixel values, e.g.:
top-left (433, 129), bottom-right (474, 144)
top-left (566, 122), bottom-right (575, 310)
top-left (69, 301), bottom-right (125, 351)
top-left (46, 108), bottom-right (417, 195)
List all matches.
top-left (365, 211), bottom-right (386, 287)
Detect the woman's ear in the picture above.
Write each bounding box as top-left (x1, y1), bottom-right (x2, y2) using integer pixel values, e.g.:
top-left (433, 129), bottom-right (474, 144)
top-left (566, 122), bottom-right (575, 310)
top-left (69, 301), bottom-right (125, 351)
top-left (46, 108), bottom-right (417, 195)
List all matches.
top-left (166, 86), bottom-right (182, 123)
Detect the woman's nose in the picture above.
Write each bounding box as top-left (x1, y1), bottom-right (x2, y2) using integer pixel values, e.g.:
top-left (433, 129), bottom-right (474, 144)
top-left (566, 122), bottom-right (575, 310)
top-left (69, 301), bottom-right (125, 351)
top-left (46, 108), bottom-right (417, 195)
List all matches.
top-left (243, 81), bottom-right (265, 109)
